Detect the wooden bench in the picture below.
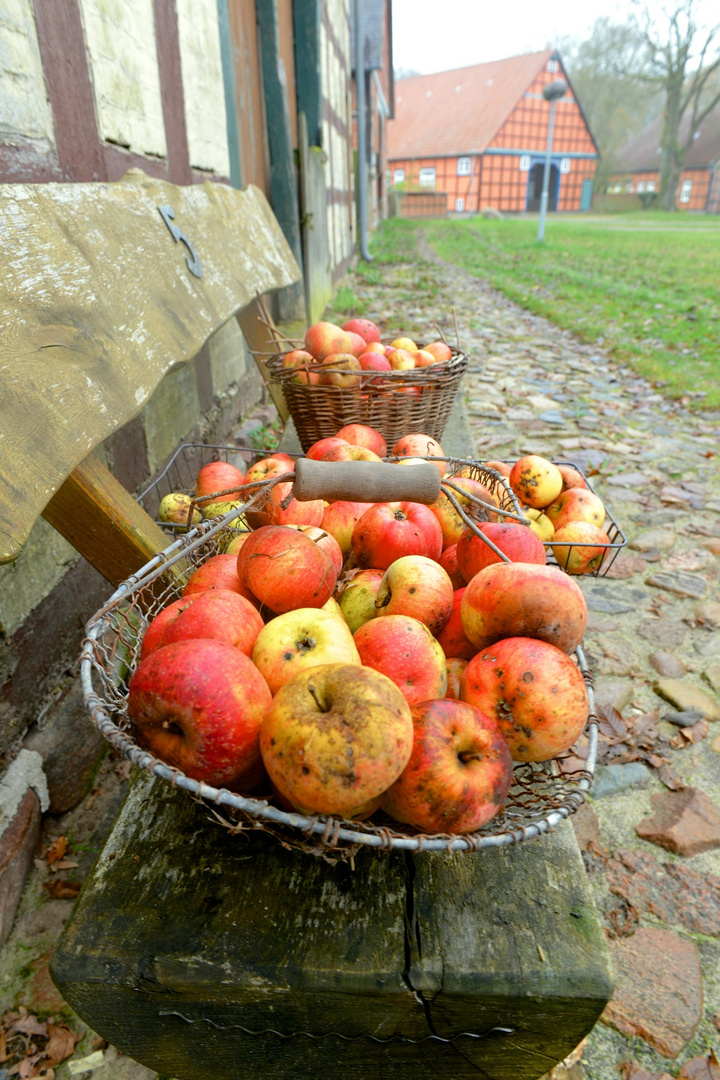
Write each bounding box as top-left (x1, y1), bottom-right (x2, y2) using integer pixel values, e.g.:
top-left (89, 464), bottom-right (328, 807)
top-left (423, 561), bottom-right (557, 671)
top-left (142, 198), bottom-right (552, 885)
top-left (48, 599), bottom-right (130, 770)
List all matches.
top-left (2, 173), bottom-right (613, 1080)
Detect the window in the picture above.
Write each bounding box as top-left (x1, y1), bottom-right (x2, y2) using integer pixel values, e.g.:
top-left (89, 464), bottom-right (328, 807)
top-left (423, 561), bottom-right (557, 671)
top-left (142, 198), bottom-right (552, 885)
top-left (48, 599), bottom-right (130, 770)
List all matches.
top-left (625, 179), bottom-right (634, 193)
top-left (637, 180), bottom-right (646, 193)
top-left (612, 183), bottom-right (622, 193)
top-left (547, 59), bottom-right (559, 73)
top-left (455, 197), bottom-right (465, 212)
top-left (393, 169), bottom-right (405, 185)
top-left (680, 179), bottom-right (693, 203)
top-left (457, 157), bottom-right (471, 175)
top-left (418, 167), bottom-right (436, 188)
top-left (560, 158), bottom-right (571, 174)
top-left (519, 155), bottom-right (531, 172)
top-left (646, 180), bottom-right (656, 192)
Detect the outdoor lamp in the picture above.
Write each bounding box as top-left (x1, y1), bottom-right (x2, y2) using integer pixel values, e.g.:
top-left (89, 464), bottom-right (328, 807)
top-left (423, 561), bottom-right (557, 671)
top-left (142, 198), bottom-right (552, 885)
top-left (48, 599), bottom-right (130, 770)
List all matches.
top-left (537, 78), bottom-right (567, 242)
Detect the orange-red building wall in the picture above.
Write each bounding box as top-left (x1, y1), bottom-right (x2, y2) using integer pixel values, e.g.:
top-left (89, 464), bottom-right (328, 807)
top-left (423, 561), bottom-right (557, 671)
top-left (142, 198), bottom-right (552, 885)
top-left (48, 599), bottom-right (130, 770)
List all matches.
top-left (608, 167), bottom-right (714, 211)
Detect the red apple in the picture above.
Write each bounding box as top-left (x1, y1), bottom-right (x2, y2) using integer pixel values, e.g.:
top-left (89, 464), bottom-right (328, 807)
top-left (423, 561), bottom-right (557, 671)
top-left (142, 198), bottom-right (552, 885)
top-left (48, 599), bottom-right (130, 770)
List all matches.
top-left (337, 568), bottom-right (384, 633)
top-left (360, 340), bottom-right (386, 356)
top-left (321, 500), bottom-right (374, 557)
top-left (482, 459), bottom-right (512, 480)
top-left (128, 639), bottom-right (272, 788)
top-left (461, 637), bottom-right (589, 762)
top-left (460, 562), bottom-right (587, 654)
top-left (160, 588), bottom-right (264, 657)
top-left (259, 663), bottom-right (413, 817)
top-left (456, 521), bottom-right (546, 582)
top-left (321, 444), bottom-right (383, 463)
top-left (244, 478), bottom-right (324, 530)
top-left (438, 544), bottom-right (466, 589)
top-left (287, 524), bottom-right (344, 576)
top-left (353, 615), bottom-right (447, 704)
top-left (335, 423), bottom-right (387, 458)
top-left (413, 349), bottom-right (436, 368)
top-left (375, 555), bottom-right (453, 636)
top-left (305, 437), bottom-right (351, 461)
top-left (344, 331), bottom-right (368, 357)
top-left (237, 525), bottom-right (337, 614)
top-left (424, 341), bottom-right (453, 364)
top-left (546, 488), bottom-right (605, 531)
top-left (551, 521), bottom-right (610, 575)
top-left (252, 608), bottom-right (360, 695)
top-left (195, 460), bottom-right (246, 507)
top-left (509, 455), bottom-right (563, 509)
top-left (557, 464), bottom-right (588, 492)
top-left (380, 698), bottom-right (513, 834)
top-left (351, 501), bottom-right (443, 569)
top-left (341, 318), bottom-right (381, 343)
top-left (244, 455), bottom-right (294, 486)
top-left (182, 553), bottom-right (260, 608)
top-left (359, 351), bottom-right (392, 383)
top-left (392, 434), bottom-right (446, 475)
top-left (140, 597), bottom-right (193, 660)
top-left (446, 658), bottom-right (468, 699)
top-left (435, 587), bottom-right (477, 661)
top-left (304, 321), bottom-right (354, 360)
top-left (281, 349), bottom-right (321, 385)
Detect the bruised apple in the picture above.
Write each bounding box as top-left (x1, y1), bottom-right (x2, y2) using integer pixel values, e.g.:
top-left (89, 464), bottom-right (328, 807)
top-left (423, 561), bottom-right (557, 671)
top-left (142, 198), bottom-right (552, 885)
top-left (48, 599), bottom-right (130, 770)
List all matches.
top-left (337, 569), bottom-right (384, 633)
top-left (460, 562), bottom-right (587, 653)
top-left (557, 463), bottom-right (588, 492)
top-left (446, 658), bottom-right (468, 699)
top-left (354, 615), bottom-right (447, 704)
top-left (380, 698), bottom-right (513, 834)
top-left (128, 639), bottom-right (271, 788)
top-left (158, 493), bottom-right (201, 530)
top-left (244, 455), bottom-right (293, 485)
top-left (281, 349), bottom-right (321, 385)
top-left (287, 525), bottom-right (344, 576)
top-left (237, 525), bottom-right (337, 614)
top-left (259, 663), bottom-right (413, 817)
top-left (551, 521), bottom-right (609, 575)
top-left (546, 487), bottom-right (605, 531)
top-left (252, 608), bottom-right (360, 695)
top-left (456, 522), bottom-right (546, 582)
top-left (341, 317), bottom-right (381, 343)
top-left (509, 455), bottom-right (563, 509)
top-left (352, 502), bottom-right (443, 569)
top-left (461, 637), bottom-right (589, 762)
top-left (375, 555), bottom-right (453, 636)
top-left (318, 354), bottom-right (362, 388)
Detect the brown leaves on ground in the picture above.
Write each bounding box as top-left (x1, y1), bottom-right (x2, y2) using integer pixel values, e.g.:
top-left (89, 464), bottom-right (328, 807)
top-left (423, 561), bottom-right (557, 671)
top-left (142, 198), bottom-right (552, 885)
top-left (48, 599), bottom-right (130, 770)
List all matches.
top-left (0, 1008), bottom-right (80, 1078)
top-left (678, 1052), bottom-right (720, 1080)
top-left (42, 879), bottom-right (81, 900)
top-left (620, 1064), bottom-right (674, 1080)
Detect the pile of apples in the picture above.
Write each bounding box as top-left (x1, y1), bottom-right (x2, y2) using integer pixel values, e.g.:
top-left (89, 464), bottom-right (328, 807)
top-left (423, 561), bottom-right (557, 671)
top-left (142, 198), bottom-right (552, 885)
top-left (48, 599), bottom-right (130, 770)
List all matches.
top-left (128, 426), bottom-right (592, 838)
top-left (279, 317), bottom-right (454, 390)
top-left (488, 454), bottom-right (611, 575)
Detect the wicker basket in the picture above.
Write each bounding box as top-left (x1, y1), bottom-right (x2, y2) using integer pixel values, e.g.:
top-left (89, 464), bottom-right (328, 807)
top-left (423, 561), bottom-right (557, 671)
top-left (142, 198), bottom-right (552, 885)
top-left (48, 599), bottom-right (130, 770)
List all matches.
top-left (82, 458), bottom-right (598, 861)
top-left (266, 347), bottom-right (468, 451)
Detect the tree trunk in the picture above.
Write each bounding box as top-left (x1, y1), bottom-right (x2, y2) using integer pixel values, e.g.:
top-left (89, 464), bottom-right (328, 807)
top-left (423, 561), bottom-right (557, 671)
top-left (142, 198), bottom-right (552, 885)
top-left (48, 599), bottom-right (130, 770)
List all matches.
top-left (658, 75), bottom-right (683, 211)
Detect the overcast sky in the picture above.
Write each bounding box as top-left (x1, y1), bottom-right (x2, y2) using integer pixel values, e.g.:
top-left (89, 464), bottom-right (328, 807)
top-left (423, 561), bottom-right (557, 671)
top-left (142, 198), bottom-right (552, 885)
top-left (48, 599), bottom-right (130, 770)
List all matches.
top-left (391, 0), bottom-right (718, 74)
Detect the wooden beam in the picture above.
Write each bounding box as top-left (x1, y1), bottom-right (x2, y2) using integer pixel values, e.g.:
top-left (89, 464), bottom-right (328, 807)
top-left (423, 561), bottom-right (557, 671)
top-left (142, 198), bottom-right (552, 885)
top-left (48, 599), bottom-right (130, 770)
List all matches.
top-left (41, 455), bottom-right (175, 587)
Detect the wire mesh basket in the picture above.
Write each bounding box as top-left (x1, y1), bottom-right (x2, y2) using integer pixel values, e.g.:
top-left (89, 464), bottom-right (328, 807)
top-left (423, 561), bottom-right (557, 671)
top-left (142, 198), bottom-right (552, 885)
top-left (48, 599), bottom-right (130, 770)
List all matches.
top-left (82, 457), bottom-right (598, 860)
top-left (265, 347), bottom-right (468, 451)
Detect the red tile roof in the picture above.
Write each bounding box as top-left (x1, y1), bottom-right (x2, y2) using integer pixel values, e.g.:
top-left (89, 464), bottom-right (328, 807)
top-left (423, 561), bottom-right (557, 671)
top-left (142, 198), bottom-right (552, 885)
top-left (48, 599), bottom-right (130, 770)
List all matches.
top-left (388, 50), bottom-right (553, 159)
top-left (618, 104), bottom-right (720, 171)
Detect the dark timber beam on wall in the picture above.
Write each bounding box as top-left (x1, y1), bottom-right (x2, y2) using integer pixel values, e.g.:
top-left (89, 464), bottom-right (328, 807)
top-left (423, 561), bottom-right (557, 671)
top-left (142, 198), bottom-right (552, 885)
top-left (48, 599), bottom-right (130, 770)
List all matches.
top-left (257, 0), bottom-right (305, 321)
top-left (216, 0), bottom-right (242, 188)
top-left (153, 0), bottom-right (192, 185)
top-left (33, 0), bottom-right (105, 181)
top-left (293, 0), bottom-right (322, 149)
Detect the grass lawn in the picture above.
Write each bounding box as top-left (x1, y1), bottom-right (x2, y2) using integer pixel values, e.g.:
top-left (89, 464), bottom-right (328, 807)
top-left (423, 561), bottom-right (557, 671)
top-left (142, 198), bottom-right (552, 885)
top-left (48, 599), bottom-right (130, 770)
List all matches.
top-left (365, 215), bottom-right (720, 409)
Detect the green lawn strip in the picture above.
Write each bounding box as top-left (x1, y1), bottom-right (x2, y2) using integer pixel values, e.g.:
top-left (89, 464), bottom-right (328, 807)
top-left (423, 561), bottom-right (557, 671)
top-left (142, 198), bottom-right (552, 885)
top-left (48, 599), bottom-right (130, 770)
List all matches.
top-left (400, 216), bottom-right (720, 408)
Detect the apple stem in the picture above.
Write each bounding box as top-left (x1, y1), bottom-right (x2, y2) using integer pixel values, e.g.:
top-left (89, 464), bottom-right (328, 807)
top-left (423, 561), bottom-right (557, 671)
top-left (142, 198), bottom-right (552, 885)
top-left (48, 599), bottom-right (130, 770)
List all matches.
top-left (458, 751), bottom-right (483, 764)
top-left (309, 686), bottom-right (330, 713)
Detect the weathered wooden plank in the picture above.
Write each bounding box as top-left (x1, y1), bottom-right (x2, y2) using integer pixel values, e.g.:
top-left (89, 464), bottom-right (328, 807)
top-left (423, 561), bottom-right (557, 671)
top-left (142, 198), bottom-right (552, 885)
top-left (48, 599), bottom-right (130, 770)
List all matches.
top-left (236, 297), bottom-right (290, 422)
top-left (0, 173), bottom-right (300, 563)
top-left (40, 455), bottom-right (177, 587)
top-left (51, 771), bottom-right (613, 1080)
top-left (299, 112), bottom-right (333, 324)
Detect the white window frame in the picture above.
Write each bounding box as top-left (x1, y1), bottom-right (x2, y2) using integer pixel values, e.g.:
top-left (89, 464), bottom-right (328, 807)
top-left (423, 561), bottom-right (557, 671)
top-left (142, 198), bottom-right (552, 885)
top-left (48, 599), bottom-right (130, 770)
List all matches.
top-left (625, 179), bottom-right (634, 193)
top-left (393, 168), bottom-right (405, 185)
top-left (560, 158), bottom-right (570, 174)
top-left (519, 155), bottom-right (531, 172)
top-left (680, 179), bottom-right (693, 203)
top-left (455, 197), bottom-right (465, 212)
top-left (547, 59), bottom-right (559, 73)
top-left (646, 180), bottom-right (656, 192)
top-left (457, 157), bottom-right (471, 176)
top-left (418, 167), bottom-right (436, 188)
top-left (637, 180), bottom-right (646, 193)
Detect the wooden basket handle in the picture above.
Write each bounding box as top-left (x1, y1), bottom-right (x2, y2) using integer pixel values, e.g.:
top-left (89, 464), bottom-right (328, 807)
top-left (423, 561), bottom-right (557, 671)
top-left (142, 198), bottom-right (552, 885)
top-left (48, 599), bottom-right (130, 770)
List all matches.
top-left (292, 458), bottom-right (441, 504)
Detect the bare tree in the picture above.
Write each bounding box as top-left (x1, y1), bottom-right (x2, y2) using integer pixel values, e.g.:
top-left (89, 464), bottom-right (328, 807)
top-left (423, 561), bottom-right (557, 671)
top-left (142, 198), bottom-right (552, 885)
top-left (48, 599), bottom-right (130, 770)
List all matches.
top-left (634, 0), bottom-right (720, 209)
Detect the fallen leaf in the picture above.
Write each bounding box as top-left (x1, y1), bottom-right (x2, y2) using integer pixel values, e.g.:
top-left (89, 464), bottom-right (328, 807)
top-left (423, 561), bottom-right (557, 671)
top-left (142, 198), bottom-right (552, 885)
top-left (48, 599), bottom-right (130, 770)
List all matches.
top-left (678, 1050), bottom-right (720, 1080)
top-left (42, 1025), bottom-right (80, 1068)
top-left (9, 1016), bottom-right (47, 1039)
top-left (597, 703), bottom-right (627, 741)
top-left (49, 861), bottom-right (79, 873)
top-left (42, 880), bottom-right (81, 900)
top-left (657, 765), bottom-right (686, 791)
top-left (620, 1063), bottom-right (674, 1080)
top-left (44, 838), bottom-right (68, 866)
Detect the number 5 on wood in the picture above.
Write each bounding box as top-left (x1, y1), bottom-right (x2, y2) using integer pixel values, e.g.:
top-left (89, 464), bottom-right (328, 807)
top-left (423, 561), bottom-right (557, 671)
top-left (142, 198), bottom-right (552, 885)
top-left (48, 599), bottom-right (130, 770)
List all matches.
top-left (158, 204), bottom-right (202, 279)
